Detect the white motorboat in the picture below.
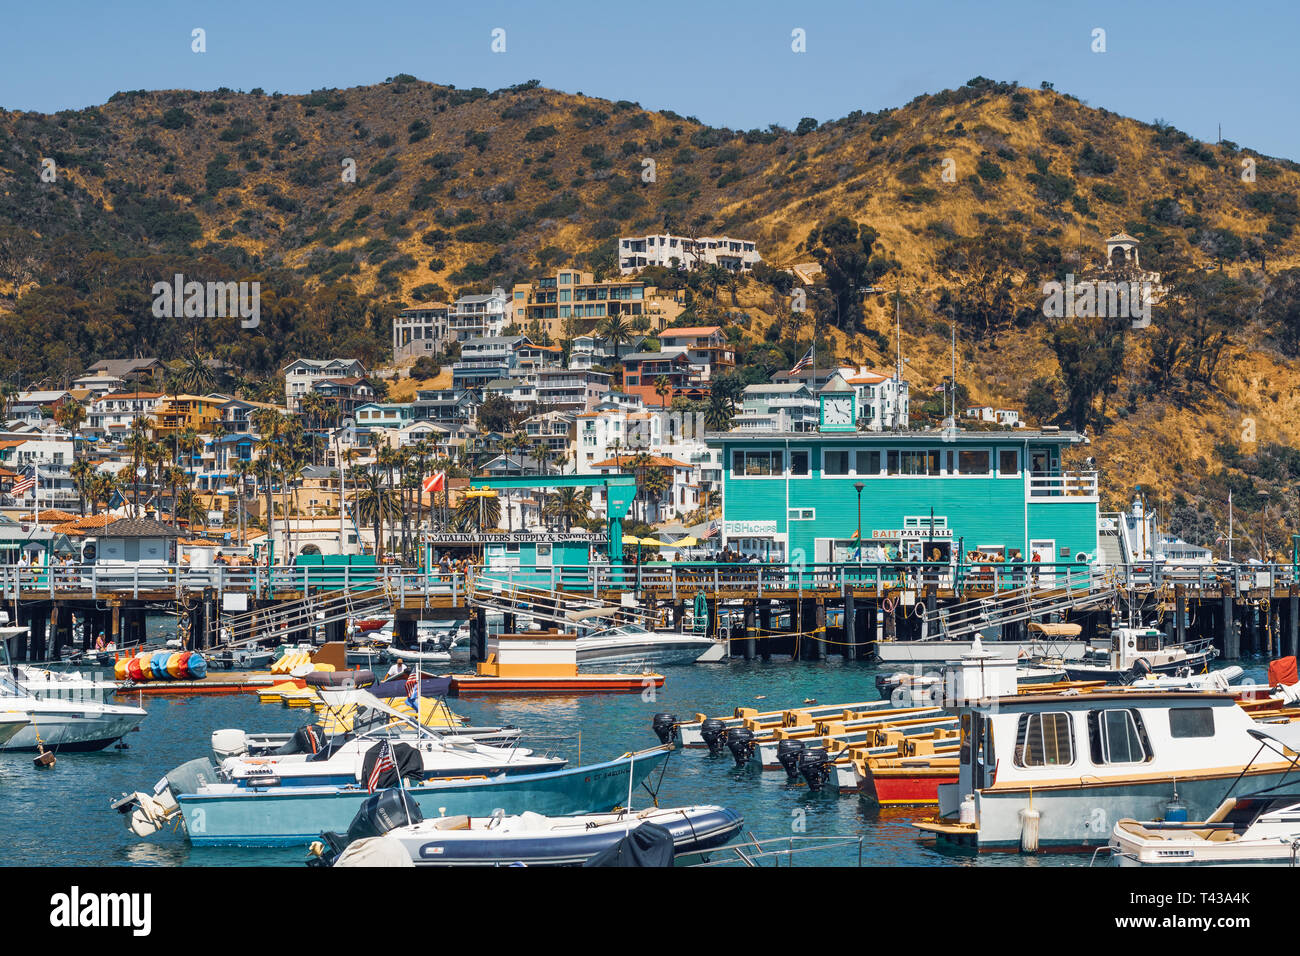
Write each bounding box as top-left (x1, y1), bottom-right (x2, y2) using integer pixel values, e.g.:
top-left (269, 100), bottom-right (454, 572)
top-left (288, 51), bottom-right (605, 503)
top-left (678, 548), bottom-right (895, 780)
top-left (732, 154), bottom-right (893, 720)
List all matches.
top-left (0, 626), bottom-right (147, 751)
top-left (572, 617), bottom-right (725, 667)
top-left (1110, 724), bottom-right (1300, 866)
top-left (207, 688), bottom-right (566, 788)
top-left (323, 803), bottom-right (745, 867)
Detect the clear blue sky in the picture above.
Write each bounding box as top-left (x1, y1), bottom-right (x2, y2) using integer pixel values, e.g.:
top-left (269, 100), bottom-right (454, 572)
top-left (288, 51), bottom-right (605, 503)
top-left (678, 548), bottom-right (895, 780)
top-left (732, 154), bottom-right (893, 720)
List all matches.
top-left (3, 0), bottom-right (1297, 159)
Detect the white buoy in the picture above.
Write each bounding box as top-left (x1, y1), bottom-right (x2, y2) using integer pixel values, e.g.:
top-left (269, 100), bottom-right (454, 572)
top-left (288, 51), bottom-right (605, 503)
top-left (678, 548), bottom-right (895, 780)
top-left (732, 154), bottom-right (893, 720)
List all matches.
top-left (1019, 807), bottom-right (1041, 853)
top-left (959, 794), bottom-right (977, 825)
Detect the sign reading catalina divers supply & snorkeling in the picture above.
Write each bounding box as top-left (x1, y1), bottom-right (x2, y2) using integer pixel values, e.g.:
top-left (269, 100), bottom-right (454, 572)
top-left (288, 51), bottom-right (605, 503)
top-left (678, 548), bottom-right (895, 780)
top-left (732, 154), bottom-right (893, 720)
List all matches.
top-left (871, 529), bottom-right (954, 539)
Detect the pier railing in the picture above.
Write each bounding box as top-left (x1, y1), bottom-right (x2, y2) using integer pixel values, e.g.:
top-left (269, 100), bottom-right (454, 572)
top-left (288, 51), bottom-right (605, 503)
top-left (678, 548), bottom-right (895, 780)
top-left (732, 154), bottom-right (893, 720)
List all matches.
top-left (1, 559), bottom-right (1296, 603)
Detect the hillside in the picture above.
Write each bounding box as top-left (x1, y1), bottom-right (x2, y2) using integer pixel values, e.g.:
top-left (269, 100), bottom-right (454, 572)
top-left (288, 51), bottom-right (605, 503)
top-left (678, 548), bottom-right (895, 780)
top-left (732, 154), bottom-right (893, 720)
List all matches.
top-left (2, 74), bottom-right (1300, 552)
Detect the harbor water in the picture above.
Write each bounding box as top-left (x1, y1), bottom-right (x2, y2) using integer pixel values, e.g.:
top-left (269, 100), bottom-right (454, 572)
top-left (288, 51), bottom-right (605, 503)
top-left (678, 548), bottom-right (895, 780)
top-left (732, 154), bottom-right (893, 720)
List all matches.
top-left (0, 638), bottom-right (1271, 867)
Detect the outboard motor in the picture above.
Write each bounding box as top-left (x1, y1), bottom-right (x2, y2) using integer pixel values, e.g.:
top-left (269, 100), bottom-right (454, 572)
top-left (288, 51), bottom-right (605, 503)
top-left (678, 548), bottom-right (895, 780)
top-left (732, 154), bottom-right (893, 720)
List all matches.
top-left (726, 727), bottom-right (756, 767)
top-left (699, 718), bottom-right (728, 756)
top-left (651, 712), bottom-right (679, 746)
top-left (211, 728), bottom-right (249, 760)
top-left (113, 757), bottom-right (218, 838)
top-left (312, 787), bottom-right (424, 867)
top-left (798, 746), bottom-right (832, 792)
top-left (776, 739), bottom-right (806, 782)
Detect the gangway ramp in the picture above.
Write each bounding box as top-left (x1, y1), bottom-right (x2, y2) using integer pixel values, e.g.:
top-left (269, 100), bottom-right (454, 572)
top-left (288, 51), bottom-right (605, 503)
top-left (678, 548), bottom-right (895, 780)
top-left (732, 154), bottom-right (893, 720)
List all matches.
top-left (923, 567), bottom-right (1116, 641)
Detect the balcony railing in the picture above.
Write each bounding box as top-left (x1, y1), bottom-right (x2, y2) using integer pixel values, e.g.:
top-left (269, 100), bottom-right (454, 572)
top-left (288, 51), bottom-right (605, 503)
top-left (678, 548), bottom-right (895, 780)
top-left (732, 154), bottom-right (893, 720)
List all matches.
top-left (1027, 470), bottom-right (1098, 498)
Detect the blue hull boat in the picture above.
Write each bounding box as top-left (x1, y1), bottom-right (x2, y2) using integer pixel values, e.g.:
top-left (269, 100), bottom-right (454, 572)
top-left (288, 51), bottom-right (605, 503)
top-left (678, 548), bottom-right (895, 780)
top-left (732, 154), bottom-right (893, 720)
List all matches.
top-left (178, 746), bottom-right (674, 846)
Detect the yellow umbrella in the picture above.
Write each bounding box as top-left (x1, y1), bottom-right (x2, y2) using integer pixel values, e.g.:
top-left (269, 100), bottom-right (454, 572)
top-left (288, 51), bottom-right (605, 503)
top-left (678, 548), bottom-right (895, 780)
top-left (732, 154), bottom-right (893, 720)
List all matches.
top-left (624, 536), bottom-right (662, 547)
top-left (659, 536), bottom-right (700, 548)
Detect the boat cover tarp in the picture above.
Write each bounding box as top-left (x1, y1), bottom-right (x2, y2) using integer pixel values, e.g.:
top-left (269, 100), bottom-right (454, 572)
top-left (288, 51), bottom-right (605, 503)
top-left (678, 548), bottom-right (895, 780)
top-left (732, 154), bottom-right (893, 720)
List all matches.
top-left (370, 676), bottom-right (454, 699)
top-left (306, 668), bottom-right (375, 688)
top-left (360, 742), bottom-right (423, 790)
top-left (582, 822), bottom-right (675, 867)
top-left (333, 835), bottom-right (414, 867)
top-left (1268, 656), bottom-right (1298, 688)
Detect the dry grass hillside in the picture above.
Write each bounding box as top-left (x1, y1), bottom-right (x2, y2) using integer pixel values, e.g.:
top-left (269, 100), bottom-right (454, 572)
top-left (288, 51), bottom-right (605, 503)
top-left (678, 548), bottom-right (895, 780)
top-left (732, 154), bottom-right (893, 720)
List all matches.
top-left (1, 74), bottom-right (1299, 548)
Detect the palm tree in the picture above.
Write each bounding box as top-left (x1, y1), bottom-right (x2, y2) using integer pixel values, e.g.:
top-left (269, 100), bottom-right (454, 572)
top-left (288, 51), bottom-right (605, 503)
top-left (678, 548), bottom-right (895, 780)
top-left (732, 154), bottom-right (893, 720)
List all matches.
top-left (70, 459), bottom-right (95, 517)
top-left (451, 492), bottom-right (500, 532)
top-left (354, 466), bottom-right (401, 559)
top-left (124, 420), bottom-right (151, 517)
top-left (641, 465), bottom-right (672, 524)
top-left (544, 487), bottom-right (591, 531)
top-left (175, 353), bottom-right (216, 395)
top-left (598, 313), bottom-right (633, 363)
top-left (654, 375), bottom-right (672, 410)
top-left (705, 392), bottom-right (735, 431)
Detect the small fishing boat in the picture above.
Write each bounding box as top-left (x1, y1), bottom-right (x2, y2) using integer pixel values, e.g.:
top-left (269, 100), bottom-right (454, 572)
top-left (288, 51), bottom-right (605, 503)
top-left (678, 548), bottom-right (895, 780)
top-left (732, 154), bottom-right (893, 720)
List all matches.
top-left (448, 629), bottom-right (663, 696)
top-left (874, 664), bottom-right (1066, 704)
top-left (1109, 725), bottom-right (1300, 866)
top-left (1062, 627), bottom-right (1218, 683)
top-left (316, 799), bottom-right (743, 867)
top-left (115, 744), bottom-right (674, 846)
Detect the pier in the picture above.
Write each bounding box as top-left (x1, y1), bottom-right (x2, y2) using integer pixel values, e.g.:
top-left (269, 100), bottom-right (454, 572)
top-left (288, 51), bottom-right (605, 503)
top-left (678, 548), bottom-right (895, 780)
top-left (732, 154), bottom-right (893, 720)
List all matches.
top-left (3, 559), bottom-right (1298, 663)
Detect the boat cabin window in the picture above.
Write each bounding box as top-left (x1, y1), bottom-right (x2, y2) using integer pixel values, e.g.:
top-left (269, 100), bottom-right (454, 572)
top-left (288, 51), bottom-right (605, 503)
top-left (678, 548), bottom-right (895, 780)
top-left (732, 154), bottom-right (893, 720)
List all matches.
top-left (1013, 712), bottom-right (1074, 767)
top-left (1087, 709), bottom-right (1153, 764)
top-left (1169, 706), bottom-right (1215, 738)
top-left (1137, 633), bottom-right (1161, 652)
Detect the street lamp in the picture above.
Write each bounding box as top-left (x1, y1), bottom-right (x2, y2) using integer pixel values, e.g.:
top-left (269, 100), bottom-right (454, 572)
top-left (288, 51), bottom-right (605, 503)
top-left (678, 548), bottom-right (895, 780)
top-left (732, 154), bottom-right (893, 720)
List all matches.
top-left (854, 482), bottom-right (864, 563)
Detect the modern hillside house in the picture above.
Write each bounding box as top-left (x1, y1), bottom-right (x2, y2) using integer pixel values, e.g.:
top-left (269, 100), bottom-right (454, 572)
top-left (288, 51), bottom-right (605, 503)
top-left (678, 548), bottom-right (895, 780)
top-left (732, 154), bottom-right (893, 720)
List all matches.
top-left (710, 378), bottom-right (1097, 566)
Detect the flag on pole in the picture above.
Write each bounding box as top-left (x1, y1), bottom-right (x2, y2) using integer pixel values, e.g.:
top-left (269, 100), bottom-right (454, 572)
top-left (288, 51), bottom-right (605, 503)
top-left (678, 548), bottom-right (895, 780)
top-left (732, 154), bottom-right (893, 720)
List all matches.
top-left (422, 471), bottom-right (445, 494)
top-left (366, 739), bottom-right (396, 793)
top-left (849, 529), bottom-right (860, 540)
top-left (789, 346), bottom-right (814, 375)
top-left (10, 475), bottom-right (35, 496)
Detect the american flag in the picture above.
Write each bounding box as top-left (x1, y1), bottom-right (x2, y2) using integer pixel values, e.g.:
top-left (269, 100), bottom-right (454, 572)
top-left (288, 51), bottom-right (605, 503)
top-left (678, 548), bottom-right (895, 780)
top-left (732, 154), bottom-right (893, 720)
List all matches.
top-left (405, 672), bottom-right (419, 712)
top-left (789, 346), bottom-right (814, 375)
top-left (367, 739), bottom-right (396, 793)
top-left (10, 475), bottom-right (35, 496)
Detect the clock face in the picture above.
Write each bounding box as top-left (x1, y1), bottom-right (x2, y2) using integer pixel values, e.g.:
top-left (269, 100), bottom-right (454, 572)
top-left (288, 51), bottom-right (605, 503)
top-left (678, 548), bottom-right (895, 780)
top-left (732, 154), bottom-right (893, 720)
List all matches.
top-left (823, 396), bottom-right (853, 427)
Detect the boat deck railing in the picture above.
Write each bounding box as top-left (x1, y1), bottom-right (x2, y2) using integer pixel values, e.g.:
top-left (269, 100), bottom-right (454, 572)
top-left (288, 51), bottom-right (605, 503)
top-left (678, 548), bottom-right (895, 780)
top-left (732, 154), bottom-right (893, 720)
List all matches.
top-left (687, 834), bottom-right (865, 867)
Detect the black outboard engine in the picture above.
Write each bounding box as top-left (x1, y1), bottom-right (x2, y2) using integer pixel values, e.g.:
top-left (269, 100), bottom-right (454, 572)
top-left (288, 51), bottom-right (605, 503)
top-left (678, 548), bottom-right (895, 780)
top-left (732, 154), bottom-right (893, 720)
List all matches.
top-left (651, 713), bottom-right (679, 746)
top-left (799, 746), bottom-right (832, 792)
top-left (726, 727), bottom-right (756, 767)
top-left (699, 718), bottom-right (728, 756)
top-left (1119, 657), bottom-right (1153, 685)
top-left (776, 739), bottom-right (806, 782)
top-left (312, 787), bottom-right (424, 866)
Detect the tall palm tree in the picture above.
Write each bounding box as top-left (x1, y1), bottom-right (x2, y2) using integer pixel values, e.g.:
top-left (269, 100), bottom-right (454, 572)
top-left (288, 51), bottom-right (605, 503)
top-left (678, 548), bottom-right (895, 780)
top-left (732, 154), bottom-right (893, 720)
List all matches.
top-left (354, 467), bottom-right (400, 559)
top-left (175, 353), bottom-right (216, 396)
top-left (70, 459), bottom-right (95, 517)
top-left (654, 375), bottom-right (672, 410)
top-left (545, 487), bottom-right (591, 531)
top-left (451, 492), bottom-right (500, 532)
top-left (598, 313), bottom-right (633, 363)
top-left (124, 419), bottom-right (151, 517)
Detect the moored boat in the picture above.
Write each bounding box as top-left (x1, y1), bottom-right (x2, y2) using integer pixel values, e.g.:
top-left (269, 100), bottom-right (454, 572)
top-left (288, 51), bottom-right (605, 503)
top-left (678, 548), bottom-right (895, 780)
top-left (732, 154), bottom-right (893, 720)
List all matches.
top-left (315, 797), bottom-right (743, 867)
top-left (116, 744), bottom-right (674, 846)
top-left (914, 690), bottom-right (1300, 852)
top-left (1109, 724), bottom-right (1300, 866)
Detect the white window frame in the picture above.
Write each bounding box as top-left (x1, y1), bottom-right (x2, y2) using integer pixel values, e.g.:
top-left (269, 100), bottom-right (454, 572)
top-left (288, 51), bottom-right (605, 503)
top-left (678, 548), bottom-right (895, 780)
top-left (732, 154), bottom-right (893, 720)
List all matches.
top-left (997, 447), bottom-right (1021, 478)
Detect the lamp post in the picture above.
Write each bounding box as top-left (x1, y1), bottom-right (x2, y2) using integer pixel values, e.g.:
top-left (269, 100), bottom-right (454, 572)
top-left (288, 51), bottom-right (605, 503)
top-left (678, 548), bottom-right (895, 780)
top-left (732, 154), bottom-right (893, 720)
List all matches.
top-left (854, 482), bottom-right (864, 564)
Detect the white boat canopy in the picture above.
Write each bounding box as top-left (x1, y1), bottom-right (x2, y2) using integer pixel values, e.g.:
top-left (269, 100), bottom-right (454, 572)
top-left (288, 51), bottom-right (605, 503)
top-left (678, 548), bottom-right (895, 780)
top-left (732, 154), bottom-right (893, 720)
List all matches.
top-left (1247, 724), bottom-right (1300, 755)
top-left (317, 688), bottom-right (416, 725)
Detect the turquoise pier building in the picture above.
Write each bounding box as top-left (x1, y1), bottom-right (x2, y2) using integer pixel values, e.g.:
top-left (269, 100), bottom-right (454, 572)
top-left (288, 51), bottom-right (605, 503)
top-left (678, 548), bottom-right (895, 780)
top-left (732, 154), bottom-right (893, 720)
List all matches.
top-left (711, 376), bottom-right (1098, 572)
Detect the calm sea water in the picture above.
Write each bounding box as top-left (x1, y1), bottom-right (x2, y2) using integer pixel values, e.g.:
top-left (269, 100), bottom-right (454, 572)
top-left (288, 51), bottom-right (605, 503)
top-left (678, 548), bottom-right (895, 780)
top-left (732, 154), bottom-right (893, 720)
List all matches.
top-left (0, 644), bottom-right (1269, 868)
